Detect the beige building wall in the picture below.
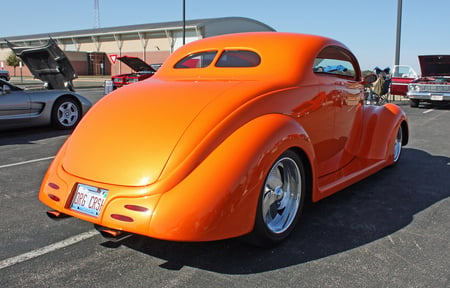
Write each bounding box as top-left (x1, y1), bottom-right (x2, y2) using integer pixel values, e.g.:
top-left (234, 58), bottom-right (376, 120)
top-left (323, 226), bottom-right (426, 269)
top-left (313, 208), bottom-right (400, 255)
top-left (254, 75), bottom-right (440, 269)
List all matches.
top-left (0, 17), bottom-right (275, 77)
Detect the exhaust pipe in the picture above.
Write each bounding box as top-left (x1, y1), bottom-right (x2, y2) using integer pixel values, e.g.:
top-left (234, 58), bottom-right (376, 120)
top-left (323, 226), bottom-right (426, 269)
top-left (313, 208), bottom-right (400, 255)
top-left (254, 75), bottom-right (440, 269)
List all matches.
top-left (46, 210), bottom-right (71, 220)
top-left (94, 225), bottom-right (132, 242)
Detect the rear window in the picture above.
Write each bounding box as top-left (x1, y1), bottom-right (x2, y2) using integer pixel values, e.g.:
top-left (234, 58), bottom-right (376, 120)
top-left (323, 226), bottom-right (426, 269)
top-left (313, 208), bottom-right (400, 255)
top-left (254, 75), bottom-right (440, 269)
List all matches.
top-left (174, 50), bottom-right (261, 69)
top-left (174, 51), bottom-right (217, 68)
top-left (216, 50), bottom-right (261, 67)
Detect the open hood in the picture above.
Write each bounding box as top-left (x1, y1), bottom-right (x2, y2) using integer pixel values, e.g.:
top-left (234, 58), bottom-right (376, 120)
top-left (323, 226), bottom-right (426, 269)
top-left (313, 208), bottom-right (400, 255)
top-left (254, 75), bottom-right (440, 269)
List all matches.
top-left (7, 39), bottom-right (77, 90)
top-left (418, 55), bottom-right (450, 77)
top-left (118, 56), bottom-right (156, 72)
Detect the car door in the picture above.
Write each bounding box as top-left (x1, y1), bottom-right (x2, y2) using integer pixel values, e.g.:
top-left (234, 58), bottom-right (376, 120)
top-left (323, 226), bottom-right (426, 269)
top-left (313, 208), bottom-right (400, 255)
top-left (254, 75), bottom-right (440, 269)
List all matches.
top-left (0, 81), bottom-right (31, 129)
top-left (311, 46), bottom-right (363, 176)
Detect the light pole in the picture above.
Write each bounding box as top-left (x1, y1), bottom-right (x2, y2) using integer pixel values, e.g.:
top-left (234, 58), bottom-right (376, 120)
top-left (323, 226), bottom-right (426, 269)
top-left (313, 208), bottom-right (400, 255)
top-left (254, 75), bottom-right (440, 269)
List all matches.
top-left (183, 0), bottom-right (186, 45)
top-left (394, 0), bottom-right (402, 66)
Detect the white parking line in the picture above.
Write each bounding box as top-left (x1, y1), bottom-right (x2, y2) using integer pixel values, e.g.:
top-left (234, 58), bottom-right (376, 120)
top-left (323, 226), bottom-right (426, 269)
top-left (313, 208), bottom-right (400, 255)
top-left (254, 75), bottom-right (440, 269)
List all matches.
top-left (423, 109), bottom-right (434, 114)
top-left (0, 230), bottom-right (98, 270)
top-left (0, 156), bottom-right (55, 169)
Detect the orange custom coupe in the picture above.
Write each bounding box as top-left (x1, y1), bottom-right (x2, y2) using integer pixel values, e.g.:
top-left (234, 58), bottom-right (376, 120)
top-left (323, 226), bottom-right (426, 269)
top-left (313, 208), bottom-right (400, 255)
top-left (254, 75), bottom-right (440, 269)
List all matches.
top-left (39, 32), bottom-right (408, 246)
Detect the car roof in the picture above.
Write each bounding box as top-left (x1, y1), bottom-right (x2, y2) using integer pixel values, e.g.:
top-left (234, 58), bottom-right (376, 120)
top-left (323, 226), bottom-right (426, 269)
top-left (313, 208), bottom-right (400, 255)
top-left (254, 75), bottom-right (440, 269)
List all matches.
top-left (156, 32), bottom-right (351, 85)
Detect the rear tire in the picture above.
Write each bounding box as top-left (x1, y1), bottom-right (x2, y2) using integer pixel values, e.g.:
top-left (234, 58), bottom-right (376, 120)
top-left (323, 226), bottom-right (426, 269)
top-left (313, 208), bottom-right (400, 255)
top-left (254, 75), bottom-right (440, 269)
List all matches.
top-left (247, 150), bottom-right (305, 247)
top-left (392, 124), bottom-right (403, 164)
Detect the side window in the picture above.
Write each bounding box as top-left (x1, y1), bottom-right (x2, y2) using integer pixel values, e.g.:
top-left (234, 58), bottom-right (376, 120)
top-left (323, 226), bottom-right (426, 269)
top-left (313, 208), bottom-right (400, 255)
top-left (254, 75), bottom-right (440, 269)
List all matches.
top-left (313, 46), bottom-right (359, 80)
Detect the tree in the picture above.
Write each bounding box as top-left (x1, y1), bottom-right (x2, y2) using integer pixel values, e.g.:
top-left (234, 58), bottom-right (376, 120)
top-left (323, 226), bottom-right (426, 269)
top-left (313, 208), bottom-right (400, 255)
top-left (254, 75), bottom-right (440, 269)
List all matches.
top-left (6, 53), bottom-right (20, 76)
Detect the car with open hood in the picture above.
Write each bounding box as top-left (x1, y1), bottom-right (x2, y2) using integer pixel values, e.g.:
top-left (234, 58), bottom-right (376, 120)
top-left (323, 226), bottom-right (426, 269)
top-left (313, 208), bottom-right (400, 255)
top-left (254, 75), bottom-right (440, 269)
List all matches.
top-left (111, 56), bottom-right (157, 89)
top-left (7, 38), bottom-right (77, 91)
top-left (407, 55), bottom-right (450, 107)
top-left (1, 39), bottom-right (91, 130)
top-left (0, 78), bottom-right (91, 130)
top-left (39, 32), bottom-right (408, 246)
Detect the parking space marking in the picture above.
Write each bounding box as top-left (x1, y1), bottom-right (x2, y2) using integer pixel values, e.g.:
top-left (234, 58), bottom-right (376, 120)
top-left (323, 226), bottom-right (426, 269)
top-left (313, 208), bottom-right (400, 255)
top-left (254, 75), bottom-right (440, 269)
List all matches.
top-left (423, 109), bottom-right (434, 114)
top-left (0, 230), bottom-right (98, 270)
top-left (0, 156), bottom-right (54, 169)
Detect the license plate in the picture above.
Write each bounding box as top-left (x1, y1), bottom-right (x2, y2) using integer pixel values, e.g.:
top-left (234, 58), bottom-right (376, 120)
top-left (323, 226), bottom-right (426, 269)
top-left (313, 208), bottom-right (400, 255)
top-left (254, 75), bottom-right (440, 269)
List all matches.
top-left (431, 95), bottom-right (443, 101)
top-left (70, 183), bottom-right (108, 217)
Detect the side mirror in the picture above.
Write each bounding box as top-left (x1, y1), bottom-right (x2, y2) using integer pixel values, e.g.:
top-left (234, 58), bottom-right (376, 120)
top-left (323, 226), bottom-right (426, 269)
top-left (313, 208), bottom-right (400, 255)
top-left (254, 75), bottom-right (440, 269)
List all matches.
top-left (363, 74), bottom-right (377, 85)
top-left (2, 85), bottom-right (11, 95)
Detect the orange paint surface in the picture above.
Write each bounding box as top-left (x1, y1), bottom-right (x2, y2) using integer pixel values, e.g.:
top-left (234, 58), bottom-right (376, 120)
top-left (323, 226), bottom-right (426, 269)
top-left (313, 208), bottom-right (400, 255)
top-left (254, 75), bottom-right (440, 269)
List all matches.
top-left (39, 32), bottom-right (407, 241)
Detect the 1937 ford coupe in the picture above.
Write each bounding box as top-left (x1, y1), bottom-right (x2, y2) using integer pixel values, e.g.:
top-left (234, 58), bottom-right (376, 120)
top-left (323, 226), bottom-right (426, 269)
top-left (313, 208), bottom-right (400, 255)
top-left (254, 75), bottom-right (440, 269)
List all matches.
top-left (39, 32), bottom-right (408, 246)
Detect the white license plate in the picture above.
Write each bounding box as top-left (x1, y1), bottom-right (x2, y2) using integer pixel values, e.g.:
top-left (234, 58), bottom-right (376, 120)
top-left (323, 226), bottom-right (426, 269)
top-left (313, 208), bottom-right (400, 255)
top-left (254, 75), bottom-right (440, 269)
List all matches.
top-left (431, 95), bottom-right (443, 101)
top-left (70, 183), bottom-right (108, 217)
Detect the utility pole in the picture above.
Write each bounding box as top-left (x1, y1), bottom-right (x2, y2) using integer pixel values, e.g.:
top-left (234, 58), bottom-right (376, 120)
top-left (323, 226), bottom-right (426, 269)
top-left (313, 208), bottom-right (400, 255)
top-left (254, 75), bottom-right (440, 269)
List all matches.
top-left (94, 0), bottom-right (100, 29)
top-left (183, 0), bottom-right (186, 45)
top-left (394, 0), bottom-right (402, 66)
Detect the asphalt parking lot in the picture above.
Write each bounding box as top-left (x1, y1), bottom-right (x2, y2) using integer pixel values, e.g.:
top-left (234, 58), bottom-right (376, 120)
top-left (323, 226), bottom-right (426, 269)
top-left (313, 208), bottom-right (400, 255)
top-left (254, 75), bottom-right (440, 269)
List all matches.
top-left (0, 87), bottom-right (449, 287)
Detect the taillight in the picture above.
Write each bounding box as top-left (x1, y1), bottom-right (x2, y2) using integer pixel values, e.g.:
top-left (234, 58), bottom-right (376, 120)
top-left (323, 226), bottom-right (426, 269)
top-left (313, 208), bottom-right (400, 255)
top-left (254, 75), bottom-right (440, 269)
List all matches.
top-left (48, 194), bottom-right (60, 202)
top-left (48, 182), bottom-right (60, 190)
top-left (111, 214), bottom-right (134, 222)
top-left (124, 205), bottom-right (148, 212)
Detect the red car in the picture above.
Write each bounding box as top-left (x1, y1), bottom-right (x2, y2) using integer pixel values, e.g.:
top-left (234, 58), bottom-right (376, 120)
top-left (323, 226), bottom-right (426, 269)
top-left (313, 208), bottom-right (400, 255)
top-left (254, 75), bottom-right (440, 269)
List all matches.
top-left (111, 56), bottom-right (157, 89)
top-left (390, 65), bottom-right (418, 96)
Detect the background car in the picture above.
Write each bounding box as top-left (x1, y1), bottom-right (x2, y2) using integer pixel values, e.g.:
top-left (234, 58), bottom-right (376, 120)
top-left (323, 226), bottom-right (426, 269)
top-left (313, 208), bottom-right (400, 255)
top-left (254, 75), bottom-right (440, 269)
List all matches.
top-left (111, 56), bottom-right (157, 89)
top-left (39, 32), bottom-right (408, 246)
top-left (7, 38), bottom-right (77, 91)
top-left (390, 65), bottom-right (418, 97)
top-left (407, 55), bottom-right (450, 107)
top-left (0, 79), bottom-right (91, 130)
top-left (0, 69), bottom-right (10, 81)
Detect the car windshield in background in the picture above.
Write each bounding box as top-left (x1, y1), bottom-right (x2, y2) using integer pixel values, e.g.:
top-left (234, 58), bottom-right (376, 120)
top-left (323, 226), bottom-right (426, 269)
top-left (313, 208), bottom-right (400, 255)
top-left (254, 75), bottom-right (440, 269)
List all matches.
top-left (174, 50), bottom-right (261, 69)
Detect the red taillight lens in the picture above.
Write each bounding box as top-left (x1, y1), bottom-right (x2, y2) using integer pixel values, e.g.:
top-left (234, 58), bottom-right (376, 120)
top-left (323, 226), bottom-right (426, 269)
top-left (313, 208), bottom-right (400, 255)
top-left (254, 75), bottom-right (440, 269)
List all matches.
top-left (111, 214), bottom-right (134, 222)
top-left (48, 194), bottom-right (60, 202)
top-left (124, 205), bottom-right (148, 212)
top-left (48, 182), bottom-right (60, 190)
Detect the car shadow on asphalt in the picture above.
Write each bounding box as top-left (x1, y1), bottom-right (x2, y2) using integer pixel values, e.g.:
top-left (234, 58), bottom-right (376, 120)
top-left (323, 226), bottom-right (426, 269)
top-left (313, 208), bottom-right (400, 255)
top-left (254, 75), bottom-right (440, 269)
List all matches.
top-left (0, 126), bottom-right (72, 146)
top-left (104, 147), bottom-right (450, 274)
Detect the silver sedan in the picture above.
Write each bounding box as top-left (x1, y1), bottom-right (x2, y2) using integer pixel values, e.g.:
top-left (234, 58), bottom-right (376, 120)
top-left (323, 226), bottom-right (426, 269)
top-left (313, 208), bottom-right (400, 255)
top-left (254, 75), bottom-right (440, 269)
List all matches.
top-left (0, 79), bottom-right (92, 131)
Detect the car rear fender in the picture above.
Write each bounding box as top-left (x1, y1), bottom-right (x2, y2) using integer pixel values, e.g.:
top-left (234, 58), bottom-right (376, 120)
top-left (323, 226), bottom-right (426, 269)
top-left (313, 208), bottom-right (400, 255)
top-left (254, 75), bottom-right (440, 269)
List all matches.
top-left (359, 103), bottom-right (408, 161)
top-left (148, 114), bottom-right (316, 241)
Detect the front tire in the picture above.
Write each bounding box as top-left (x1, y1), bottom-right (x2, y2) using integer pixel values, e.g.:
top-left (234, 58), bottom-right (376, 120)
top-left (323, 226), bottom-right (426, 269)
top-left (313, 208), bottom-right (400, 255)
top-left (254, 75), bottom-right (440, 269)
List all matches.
top-left (51, 97), bottom-right (81, 129)
top-left (409, 99), bottom-right (419, 108)
top-left (247, 150), bottom-right (305, 247)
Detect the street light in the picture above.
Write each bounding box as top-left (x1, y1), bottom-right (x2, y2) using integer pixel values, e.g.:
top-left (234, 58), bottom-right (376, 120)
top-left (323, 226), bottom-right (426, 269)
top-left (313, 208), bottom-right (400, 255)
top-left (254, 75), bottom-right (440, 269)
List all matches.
top-left (394, 0), bottom-right (402, 66)
top-left (183, 0), bottom-right (186, 45)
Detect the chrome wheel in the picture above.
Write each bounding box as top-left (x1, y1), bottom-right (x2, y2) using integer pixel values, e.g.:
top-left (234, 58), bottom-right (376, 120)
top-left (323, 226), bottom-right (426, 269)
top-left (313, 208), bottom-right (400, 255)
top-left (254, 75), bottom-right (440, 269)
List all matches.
top-left (262, 155), bottom-right (302, 234)
top-left (247, 150), bottom-right (306, 246)
top-left (393, 125), bottom-right (403, 163)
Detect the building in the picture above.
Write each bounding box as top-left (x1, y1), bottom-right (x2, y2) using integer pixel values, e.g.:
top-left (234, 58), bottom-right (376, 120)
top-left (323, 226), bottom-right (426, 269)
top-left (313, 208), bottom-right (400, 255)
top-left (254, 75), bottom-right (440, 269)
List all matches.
top-left (0, 17), bottom-right (275, 77)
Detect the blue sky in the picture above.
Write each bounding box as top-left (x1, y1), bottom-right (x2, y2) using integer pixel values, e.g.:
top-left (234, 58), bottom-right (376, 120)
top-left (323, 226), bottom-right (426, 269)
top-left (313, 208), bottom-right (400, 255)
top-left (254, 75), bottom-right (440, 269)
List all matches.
top-left (3, 0), bottom-right (449, 72)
